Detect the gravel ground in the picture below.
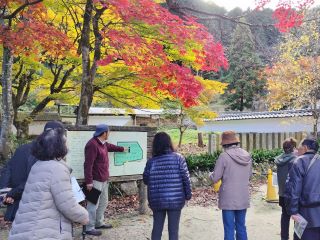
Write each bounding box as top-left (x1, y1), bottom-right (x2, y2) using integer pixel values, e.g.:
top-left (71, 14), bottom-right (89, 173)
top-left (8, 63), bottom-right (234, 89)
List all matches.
top-left (1, 184), bottom-right (295, 240)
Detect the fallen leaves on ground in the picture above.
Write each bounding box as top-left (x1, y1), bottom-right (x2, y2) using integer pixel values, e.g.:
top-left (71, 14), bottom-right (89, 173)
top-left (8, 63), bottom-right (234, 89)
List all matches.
top-left (0, 183), bottom-right (263, 232)
top-left (106, 187), bottom-right (220, 217)
top-left (106, 194), bottom-right (140, 217)
top-left (0, 215), bottom-right (11, 231)
top-left (188, 187), bottom-right (218, 207)
top-left (178, 143), bottom-right (207, 156)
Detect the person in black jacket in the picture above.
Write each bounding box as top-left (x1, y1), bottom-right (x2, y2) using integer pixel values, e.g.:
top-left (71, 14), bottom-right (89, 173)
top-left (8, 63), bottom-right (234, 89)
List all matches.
top-left (285, 137), bottom-right (320, 240)
top-left (143, 132), bottom-right (192, 240)
top-left (0, 121), bottom-right (64, 222)
top-left (275, 138), bottom-right (297, 240)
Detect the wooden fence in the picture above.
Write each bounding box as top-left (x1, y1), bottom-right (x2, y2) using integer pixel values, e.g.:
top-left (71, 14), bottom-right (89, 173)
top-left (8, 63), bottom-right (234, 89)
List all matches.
top-left (208, 132), bottom-right (310, 153)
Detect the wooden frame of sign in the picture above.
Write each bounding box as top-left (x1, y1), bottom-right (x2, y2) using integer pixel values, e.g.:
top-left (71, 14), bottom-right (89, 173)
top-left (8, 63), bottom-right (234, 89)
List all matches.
top-left (65, 125), bottom-right (156, 214)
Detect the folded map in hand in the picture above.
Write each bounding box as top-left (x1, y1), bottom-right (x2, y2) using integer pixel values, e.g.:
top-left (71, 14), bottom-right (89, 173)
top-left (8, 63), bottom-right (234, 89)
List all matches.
top-left (294, 214), bottom-right (308, 239)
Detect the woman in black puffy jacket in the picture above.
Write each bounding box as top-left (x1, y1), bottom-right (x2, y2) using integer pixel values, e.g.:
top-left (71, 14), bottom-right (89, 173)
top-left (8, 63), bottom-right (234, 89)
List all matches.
top-left (143, 132), bottom-right (192, 240)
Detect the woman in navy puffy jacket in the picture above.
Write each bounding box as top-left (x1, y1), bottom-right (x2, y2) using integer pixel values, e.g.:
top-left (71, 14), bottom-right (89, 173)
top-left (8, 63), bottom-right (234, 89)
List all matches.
top-left (143, 132), bottom-right (192, 240)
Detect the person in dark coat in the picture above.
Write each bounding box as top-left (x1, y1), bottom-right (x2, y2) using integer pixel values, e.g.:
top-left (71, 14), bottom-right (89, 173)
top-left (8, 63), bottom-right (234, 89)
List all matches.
top-left (0, 121), bottom-right (64, 221)
top-left (274, 138), bottom-right (297, 240)
top-left (285, 137), bottom-right (320, 240)
top-left (143, 132), bottom-right (192, 240)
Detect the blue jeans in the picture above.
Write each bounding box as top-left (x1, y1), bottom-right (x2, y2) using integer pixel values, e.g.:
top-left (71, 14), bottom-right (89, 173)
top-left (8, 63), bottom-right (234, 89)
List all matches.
top-left (152, 209), bottom-right (181, 240)
top-left (222, 209), bottom-right (248, 240)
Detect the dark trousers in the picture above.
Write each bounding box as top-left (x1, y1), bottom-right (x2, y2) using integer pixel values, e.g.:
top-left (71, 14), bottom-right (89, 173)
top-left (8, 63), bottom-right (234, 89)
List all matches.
top-left (152, 209), bottom-right (182, 240)
top-left (294, 227), bottom-right (320, 240)
top-left (279, 197), bottom-right (291, 240)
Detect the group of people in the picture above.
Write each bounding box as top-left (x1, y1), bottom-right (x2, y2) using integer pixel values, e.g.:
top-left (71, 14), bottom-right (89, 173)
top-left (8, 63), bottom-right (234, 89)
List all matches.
top-left (1, 121), bottom-right (89, 239)
top-left (143, 130), bottom-right (320, 240)
top-left (0, 122), bottom-right (126, 239)
top-left (275, 137), bottom-right (320, 240)
top-left (0, 121), bottom-right (319, 240)
top-left (208, 132), bottom-right (320, 240)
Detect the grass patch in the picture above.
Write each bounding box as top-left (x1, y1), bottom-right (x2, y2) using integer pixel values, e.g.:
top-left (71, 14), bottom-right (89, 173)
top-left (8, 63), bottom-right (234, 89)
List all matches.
top-left (159, 128), bottom-right (209, 145)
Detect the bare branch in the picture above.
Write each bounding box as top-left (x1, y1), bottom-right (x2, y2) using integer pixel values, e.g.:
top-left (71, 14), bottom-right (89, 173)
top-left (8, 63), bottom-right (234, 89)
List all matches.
top-left (96, 89), bottom-right (139, 108)
top-left (2, 0), bottom-right (43, 19)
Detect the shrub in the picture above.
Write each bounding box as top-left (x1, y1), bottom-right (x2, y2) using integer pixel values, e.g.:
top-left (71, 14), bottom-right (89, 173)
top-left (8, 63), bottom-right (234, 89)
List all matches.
top-left (185, 148), bottom-right (283, 172)
top-left (251, 149), bottom-right (283, 164)
top-left (186, 151), bottom-right (221, 172)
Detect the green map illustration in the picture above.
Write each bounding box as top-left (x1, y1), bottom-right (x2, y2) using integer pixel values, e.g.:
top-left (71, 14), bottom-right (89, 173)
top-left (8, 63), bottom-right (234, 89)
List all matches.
top-left (114, 141), bottom-right (143, 166)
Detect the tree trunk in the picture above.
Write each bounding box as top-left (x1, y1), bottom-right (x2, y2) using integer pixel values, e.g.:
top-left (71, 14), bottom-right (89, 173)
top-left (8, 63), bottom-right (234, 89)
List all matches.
top-left (0, 46), bottom-right (14, 160)
top-left (30, 97), bottom-right (52, 119)
top-left (313, 121), bottom-right (318, 138)
top-left (178, 128), bottom-right (185, 148)
top-left (14, 119), bottom-right (30, 139)
top-left (312, 111), bottom-right (319, 138)
top-left (76, 0), bottom-right (93, 126)
top-left (198, 132), bottom-right (204, 147)
top-left (240, 95), bottom-right (244, 112)
top-left (13, 107), bottom-right (29, 140)
top-left (12, 71), bottom-right (33, 140)
top-left (311, 101), bottom-right (318, 138)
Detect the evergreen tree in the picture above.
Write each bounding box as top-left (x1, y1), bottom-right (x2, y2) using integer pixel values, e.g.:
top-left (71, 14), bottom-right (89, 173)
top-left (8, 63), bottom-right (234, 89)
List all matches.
top-left (222, 19), bottom-right (266, 111)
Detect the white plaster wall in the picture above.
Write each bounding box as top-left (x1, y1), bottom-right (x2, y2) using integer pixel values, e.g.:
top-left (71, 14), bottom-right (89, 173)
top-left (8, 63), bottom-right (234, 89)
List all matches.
top-left (88, 115), bottom-right (133, 126)
top-left (199, 116), bottom-right (316, 133)
top-left (29, 121), bottom-right (47, 135)
top-left (25, 116), bottom-right (132, 136)
top-left (61, 116), bottom-right (76, 124)
top-left (62, 115), bottom-right (133, 126)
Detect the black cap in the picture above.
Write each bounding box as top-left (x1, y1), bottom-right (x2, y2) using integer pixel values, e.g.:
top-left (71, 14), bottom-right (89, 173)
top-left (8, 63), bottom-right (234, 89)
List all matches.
top-left (43, 121), bottom-right (64, 131)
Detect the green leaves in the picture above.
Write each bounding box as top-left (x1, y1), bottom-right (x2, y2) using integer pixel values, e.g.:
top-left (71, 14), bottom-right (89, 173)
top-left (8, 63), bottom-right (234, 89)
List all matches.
top-left (186, 152), bottom-right (221, 172)
top-left (185, 148), bottom-right (283, 172)
top-left (250, 149), bottom-right (283, 164)
top-left (222, 19), bottom-right (266, 111)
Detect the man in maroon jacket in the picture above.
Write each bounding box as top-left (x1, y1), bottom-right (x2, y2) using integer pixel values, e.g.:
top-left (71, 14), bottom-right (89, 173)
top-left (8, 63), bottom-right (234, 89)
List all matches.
top-left (84, 124), bottom-right (125, 236)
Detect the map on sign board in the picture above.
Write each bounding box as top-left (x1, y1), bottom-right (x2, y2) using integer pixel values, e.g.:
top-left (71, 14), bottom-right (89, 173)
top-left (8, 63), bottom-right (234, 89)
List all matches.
top-left (114, 142), bottom-right (143, 166)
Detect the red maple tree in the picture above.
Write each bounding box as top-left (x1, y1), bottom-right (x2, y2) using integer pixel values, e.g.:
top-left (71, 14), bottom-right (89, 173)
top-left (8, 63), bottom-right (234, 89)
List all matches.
top-left (256, 0), bottom-right (315, 32)
top-left (94, 0), bottom-right (228, 107)
top-left (0, 1), bottom-right (72, 57)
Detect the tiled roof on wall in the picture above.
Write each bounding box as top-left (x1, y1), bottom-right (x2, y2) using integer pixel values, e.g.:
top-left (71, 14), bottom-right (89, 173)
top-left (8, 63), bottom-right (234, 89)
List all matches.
top-left (15, 112), bottom-right (61, 121)
top-left (207, 109), bottom-right (313, 122)
top-left (89, 107), bottom-right (180, 115)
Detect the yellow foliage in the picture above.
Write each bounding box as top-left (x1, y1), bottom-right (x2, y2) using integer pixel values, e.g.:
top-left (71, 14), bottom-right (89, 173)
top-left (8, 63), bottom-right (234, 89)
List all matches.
top-left (266, 20), bottom-right (320, 111)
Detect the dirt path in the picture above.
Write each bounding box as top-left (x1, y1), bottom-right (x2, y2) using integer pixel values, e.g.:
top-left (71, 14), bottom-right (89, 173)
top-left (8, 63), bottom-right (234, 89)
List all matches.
top-left (71, 185), bottom-right (293, 240)
top-left (1, 185), bottom-right (294, 239)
